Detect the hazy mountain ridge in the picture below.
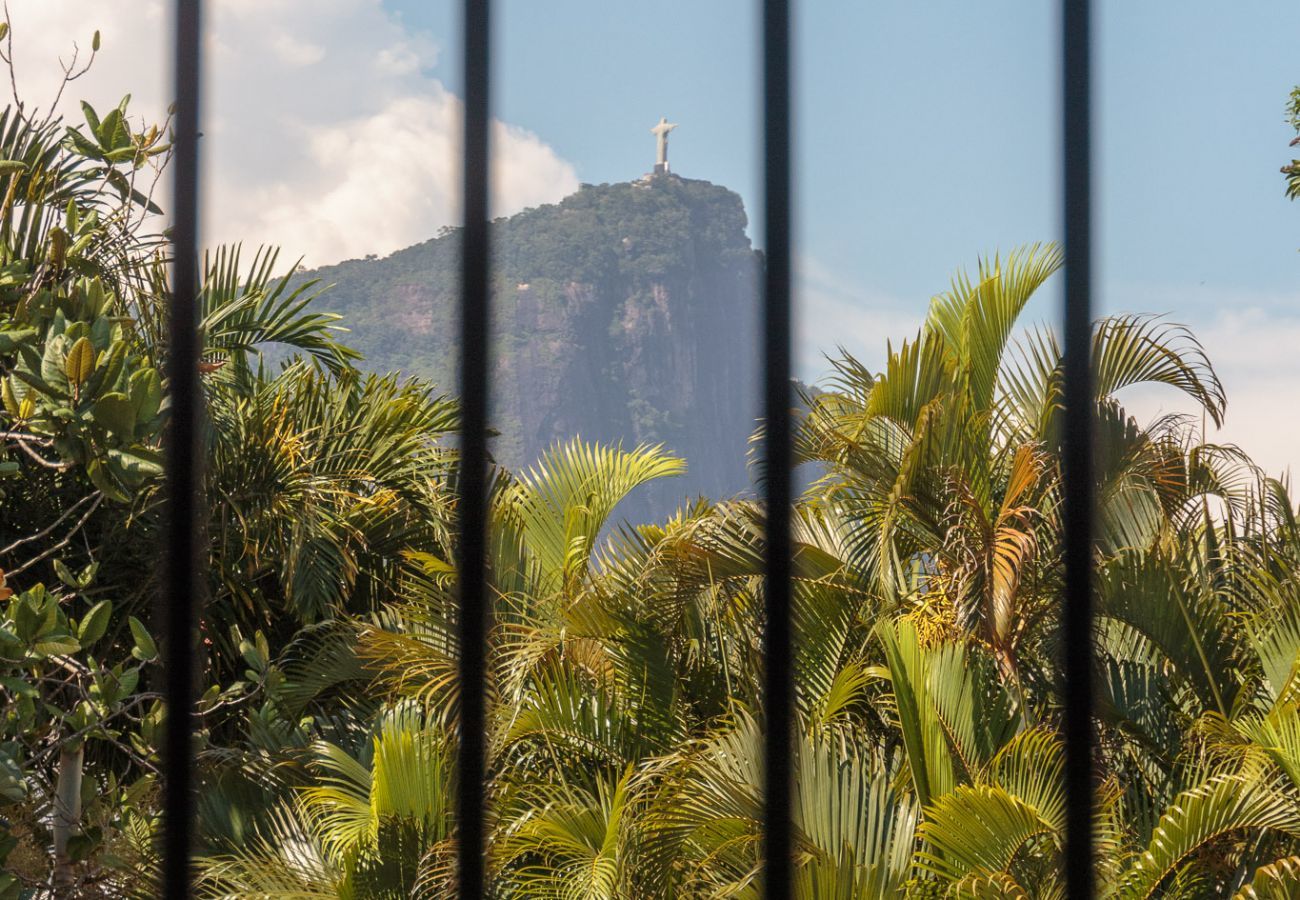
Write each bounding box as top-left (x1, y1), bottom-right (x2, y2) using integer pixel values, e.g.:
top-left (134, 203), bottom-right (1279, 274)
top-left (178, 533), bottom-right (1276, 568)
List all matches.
top-left (302, 175), bottom-right (762, 514)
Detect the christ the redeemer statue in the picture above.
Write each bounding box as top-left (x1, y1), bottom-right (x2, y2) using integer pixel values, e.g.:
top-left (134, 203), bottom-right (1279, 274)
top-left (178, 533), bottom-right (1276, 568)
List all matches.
top-left (651, 116), bottom-right (677, 174)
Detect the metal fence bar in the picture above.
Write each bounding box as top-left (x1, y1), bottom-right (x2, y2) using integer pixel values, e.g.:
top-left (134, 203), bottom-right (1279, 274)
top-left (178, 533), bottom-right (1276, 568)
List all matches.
top-left (162, 1), bottom-right (203, 897)
top-left (456, 0), bottom-right (492, 895)
top-left (1061, 0), bottom-right (1096, 896)
top-left (761, 0), bottom-right (793, 897)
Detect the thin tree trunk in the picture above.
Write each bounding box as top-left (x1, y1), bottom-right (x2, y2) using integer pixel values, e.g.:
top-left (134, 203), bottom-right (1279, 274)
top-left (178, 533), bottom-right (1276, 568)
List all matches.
top-left (51, 744), bottom-right (83, 896)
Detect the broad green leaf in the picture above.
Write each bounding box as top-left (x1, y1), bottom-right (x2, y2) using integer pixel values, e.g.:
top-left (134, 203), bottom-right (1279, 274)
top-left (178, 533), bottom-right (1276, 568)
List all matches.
top-left (65, 336), bottom-right (96, 388)
top-left (13, 598), bottom-right (39, 642)
top-left (33, 635), bottom-right (80, 657)
top-left (86, 457), bottom-right (130, 503)
top-left (128, 616), bottom-right (157, 661)
top-left (1, 378), bottom-right (18, 416)
top-left (91, 392), bottom-right (135, 438)
top-left (40, 334), bottom-right (72, 393)
top-left (128, 369), bottom-right (162, 422)
top-left (0, 676), bottom-right (36, 698)
top-left (96, 108), bottom-right (128, 152)
top-left (82, 341), bottom-right (127, 398)
top-left (78, 600), bottom-right (112, 647)
top-left (0, 327), bottom-right (37, 353)
top-left (52, 559), bottom-right (78, 589)
top-left (107, 447), bottom-right (164, 482)
top-left (63, 127), bottom-right (102, 159)
top-left (80, 101), bottom-right (101, 135)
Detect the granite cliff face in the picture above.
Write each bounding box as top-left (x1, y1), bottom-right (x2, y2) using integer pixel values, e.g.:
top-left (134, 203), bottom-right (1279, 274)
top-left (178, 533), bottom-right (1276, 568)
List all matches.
top-left (304, 175), bottom-right (761, 516)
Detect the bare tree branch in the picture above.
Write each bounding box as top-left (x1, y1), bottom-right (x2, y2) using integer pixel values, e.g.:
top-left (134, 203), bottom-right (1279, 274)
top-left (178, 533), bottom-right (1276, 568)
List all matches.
top-left (8, 492), bottom-right (104, 577)
top-left (0, 490), bottom-right (99, 557)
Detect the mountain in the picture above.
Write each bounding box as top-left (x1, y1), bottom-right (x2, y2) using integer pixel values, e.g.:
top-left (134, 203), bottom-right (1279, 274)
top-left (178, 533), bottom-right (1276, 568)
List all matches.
top-left (301, 174), bottom-right (762, 517)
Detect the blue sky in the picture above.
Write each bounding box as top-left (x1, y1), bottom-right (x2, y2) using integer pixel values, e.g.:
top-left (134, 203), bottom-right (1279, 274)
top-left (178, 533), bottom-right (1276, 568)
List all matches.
top-left (386, 1), bottom-right (1299, 302)
top-left (386, 0), bottom-right (1300, 472)
top-left (15, 0), bottom-right (1298, 472)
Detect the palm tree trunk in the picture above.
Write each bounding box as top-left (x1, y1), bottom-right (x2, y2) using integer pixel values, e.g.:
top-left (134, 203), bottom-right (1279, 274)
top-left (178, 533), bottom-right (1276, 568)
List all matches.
top-left (51, 744), bottom-right (83, 896)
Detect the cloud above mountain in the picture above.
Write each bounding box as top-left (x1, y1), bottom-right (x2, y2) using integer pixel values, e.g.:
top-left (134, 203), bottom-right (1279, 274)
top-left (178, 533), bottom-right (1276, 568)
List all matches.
top-left (5, 0), bottom-right (579, 265)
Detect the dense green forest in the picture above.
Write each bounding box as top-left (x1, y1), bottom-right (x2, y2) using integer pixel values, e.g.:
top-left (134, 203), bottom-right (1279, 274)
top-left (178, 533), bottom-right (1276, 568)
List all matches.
top-left (9, 45), bottom-right (1300, 900)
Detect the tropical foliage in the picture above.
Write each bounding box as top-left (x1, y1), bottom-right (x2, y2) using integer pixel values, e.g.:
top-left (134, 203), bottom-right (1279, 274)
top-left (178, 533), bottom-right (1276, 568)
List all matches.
top-left (1283, 85), bottom-right (1300, 200)
top-left (5, 26), bottom-right (1300, 900)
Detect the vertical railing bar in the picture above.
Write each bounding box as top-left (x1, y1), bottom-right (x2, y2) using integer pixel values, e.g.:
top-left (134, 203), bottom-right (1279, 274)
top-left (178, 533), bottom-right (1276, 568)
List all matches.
top-left (456, 0), bottom-right (491, 895)
top-left (162, 1), bottom-right (203, 897)
top-left (1061, 0), bottom-right (1096, 897)
top-left (761, 0), bottom-right (793, 897)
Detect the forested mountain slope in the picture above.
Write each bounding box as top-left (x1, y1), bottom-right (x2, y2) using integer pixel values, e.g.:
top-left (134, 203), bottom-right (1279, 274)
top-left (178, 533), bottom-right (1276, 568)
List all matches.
top-left (302, 175), bottom-right (761, 513)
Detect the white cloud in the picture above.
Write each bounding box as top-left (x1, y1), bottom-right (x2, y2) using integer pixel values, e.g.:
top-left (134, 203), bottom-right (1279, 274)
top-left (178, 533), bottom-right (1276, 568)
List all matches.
top-left (234, 90), bottom-right (577, 265)
top-left (794, 254), bottom-right (921, 383)
top-left (270, 34), bottom-right (326, 68)
top-left (1118, 301), bottom-right (1300, 481)
top-left (375, 43), bottom-right (425, 77)
top-left (3, 0), bottom-right (578, 265)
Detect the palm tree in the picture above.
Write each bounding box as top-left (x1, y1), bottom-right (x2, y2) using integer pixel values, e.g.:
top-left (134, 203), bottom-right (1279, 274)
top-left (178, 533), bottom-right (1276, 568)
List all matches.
top-left (196, 706), bottom-right (453, 899)
top-left (266, 244), bottom-right (1300, 898)
top-left (12, 181), bottom-right (1294, 893)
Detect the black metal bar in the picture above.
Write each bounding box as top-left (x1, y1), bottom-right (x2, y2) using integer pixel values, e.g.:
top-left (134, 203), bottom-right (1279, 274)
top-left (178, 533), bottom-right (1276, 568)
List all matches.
top-left (456, 0), bottom-right (491, 895)
top-left (761, 0), bottom-right (793, 897)
top-left (1061, 0), bottom-right (1096, 896)
top-left (162, 1), bottom-right (203, 897)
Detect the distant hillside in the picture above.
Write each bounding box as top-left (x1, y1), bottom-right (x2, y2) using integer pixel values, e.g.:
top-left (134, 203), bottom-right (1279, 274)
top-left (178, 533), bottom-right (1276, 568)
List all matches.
top-left (302, 175), bottom-right (762, 516)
